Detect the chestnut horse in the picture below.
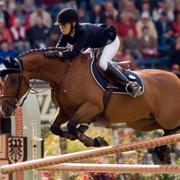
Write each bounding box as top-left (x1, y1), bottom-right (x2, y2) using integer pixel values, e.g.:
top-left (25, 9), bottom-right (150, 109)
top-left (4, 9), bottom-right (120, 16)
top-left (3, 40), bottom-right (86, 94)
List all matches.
top-left (0, 47), bottom-right (180, 164)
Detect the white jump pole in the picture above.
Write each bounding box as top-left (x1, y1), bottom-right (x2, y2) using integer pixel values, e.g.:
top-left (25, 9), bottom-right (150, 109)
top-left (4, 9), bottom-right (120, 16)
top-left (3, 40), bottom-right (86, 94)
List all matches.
top-left (1, 134), bottom-right (180, 174)
top-left (39, 163), bottom-right (180, 174)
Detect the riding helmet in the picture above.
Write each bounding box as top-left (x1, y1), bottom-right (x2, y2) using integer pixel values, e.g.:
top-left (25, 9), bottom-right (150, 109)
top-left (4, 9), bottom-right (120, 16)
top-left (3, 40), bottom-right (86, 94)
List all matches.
top-left (54, 8), bottom-right (79, 25)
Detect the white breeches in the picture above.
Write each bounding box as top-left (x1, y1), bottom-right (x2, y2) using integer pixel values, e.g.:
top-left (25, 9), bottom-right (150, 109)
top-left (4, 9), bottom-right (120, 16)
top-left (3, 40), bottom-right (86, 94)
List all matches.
top-left (99, 36), bottom-right (120, 71)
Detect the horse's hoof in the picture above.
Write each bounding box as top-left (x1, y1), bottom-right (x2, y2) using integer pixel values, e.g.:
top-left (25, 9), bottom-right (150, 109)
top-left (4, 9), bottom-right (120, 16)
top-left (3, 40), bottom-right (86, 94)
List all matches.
top-left (94, 137), bottom-right (109, 147)
top-left (153, 145), bottom-right (171, 164)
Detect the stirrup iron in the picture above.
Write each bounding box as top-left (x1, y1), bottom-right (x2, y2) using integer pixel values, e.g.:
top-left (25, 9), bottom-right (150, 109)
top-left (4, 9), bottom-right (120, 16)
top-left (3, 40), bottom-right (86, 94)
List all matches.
top-left (126, 81), bottom-right (142, 97)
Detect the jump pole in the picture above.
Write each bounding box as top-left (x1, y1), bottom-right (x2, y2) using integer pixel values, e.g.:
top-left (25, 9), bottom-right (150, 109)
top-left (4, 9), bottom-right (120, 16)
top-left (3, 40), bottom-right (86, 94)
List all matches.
top-left (1, 134), bottom-right (180, 174)
top-left (39, 163), bottom-right (180, 174)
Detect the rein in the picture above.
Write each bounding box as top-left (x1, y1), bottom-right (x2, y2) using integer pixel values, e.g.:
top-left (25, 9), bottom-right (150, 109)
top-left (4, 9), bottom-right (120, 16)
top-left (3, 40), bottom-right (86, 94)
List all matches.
top-left (18, 51), bottom-right (72, 106)
top-left (0, 57), bottom-right (24, 104)
top-left (0, 55), bottom-right (51, 108)
top-left (18, 57), bottom-right (51, 106)
top-left (0, 72), bottom-right (23, 108)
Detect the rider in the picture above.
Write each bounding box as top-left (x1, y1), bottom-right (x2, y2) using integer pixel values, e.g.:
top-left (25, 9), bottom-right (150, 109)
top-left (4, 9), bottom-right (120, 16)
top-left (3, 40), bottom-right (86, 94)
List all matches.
top-left (45, 8), bottom-right (141, 96)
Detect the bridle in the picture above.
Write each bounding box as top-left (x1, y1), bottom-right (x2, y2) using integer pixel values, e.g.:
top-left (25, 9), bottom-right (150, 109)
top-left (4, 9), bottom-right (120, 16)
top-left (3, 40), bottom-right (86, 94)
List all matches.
top-left (0, 58), bottom-right (25, 109)
top-left (0, 49), bottom-right (71, 113)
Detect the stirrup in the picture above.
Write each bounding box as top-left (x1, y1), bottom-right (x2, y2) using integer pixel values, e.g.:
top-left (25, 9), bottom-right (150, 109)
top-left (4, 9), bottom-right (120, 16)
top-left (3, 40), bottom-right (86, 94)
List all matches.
top-left (126, 82), bottom-right (142, 97)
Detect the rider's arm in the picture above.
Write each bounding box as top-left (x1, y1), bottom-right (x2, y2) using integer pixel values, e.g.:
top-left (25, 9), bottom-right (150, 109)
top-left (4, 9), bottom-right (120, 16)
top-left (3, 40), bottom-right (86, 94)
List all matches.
top-left (56, 34), bottom-right (67, 47)
top-left (62, 29), bottom-right (88, 59)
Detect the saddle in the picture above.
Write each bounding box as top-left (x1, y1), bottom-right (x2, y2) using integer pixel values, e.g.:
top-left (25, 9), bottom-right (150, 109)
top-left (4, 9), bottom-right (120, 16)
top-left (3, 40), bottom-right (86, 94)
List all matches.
top-left (89, 50), bottom-right (144, 97)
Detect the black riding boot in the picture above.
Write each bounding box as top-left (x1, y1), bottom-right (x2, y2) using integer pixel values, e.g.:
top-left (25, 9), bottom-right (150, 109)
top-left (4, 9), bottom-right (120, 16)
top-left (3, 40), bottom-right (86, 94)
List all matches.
top-left (106, 62), bottom-right (142, 97)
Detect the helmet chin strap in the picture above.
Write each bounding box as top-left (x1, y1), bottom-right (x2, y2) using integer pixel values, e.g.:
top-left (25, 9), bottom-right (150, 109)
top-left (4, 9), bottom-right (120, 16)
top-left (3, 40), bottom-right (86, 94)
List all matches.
top-left (67, 22), bottom-right (76, 36)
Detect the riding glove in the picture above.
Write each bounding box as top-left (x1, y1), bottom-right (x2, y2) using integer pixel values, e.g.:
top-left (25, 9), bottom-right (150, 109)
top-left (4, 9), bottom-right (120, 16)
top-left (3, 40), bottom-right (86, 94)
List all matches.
top-left (45, 50), bottom-right (63, 58)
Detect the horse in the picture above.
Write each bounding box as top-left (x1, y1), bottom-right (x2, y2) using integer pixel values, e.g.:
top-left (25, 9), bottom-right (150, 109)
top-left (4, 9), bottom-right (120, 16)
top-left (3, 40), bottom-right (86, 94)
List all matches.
top-left (0, 47), bottom-right (180, 164)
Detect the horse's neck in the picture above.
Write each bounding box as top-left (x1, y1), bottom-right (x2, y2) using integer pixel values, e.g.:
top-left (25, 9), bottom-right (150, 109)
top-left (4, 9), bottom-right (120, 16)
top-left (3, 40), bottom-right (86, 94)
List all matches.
top-left (21, 52), bottom-right (91, 86)
top-left (20, 53), bottom-right (50, 81)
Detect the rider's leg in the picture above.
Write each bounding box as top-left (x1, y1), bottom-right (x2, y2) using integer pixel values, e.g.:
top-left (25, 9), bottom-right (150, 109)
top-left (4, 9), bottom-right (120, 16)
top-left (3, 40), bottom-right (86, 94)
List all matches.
top-left (99, 36), bottom-right (120, 72)
top-left (99, 36), bottom-right (141, 96)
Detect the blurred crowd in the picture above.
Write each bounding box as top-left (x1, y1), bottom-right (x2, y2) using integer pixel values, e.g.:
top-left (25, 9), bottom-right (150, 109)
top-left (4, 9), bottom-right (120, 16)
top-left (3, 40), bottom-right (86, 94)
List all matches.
top-left (0, 0), bottom-right (180, 72)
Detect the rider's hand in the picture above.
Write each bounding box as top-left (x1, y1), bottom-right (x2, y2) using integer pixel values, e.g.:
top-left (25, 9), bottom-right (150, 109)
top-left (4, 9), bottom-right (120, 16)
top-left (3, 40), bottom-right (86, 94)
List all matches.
top-left (45, 51), bottom-right (62, 59)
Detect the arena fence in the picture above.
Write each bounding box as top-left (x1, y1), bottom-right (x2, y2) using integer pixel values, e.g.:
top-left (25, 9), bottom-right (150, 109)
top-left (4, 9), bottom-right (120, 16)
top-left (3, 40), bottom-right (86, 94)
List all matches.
top-left (0, 133), bottom-right (180, 174)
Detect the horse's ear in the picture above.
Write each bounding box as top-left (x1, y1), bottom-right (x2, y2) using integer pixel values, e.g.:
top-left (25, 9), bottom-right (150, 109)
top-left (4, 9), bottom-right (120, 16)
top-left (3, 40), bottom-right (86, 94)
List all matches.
top-left (9, 56), bottom-right (19, 66)
top-left (0, 56), bottom-right (9, 77)
top-left (9, 56), bottom-right (23, 71)
top-left (9, 56), bottom-right (16, 63)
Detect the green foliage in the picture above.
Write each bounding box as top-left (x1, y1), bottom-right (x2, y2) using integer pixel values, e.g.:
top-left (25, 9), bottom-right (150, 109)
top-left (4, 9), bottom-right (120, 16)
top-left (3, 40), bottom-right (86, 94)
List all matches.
top-left (44, 132), bottom-right (60, 156)
top-left (177, 158), bottom-right (180, 164)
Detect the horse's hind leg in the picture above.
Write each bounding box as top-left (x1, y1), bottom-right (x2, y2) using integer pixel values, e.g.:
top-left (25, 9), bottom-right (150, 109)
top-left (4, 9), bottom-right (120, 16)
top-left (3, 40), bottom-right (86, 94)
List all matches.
top-left (153, 126), bottom-right (180, 164)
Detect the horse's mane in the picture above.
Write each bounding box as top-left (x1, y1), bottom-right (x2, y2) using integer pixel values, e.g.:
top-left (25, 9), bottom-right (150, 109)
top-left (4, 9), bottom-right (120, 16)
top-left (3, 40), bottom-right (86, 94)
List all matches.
top-left (18, 47), bottom-right (68, 58)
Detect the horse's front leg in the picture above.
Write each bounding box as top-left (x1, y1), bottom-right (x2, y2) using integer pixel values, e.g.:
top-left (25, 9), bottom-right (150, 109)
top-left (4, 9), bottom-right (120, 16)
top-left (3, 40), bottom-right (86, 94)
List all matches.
top-left (50, 108), bottom-right (76, 140)
top-left (67, 102), bottom-right (109, 147)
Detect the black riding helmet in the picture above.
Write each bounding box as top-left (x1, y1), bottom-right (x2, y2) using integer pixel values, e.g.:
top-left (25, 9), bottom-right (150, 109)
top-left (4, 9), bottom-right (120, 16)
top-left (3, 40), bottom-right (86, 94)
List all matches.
top-left (54, 8), bottom-right (79, 26)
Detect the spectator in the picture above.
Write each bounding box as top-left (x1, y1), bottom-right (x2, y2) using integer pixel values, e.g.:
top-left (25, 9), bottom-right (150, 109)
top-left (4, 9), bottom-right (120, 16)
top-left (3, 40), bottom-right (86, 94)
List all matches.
top-left (0, 1), bottom-right (10, 27)
top-left (122, 53), bottom-right (138, 70)
top-left (22, 0), bottom-right (35, 13)
top-left (90, 0), bottom-right (106, 7)
top-left (139, 26), bottom-right (158, 60)
top-left (47, 26), bottom-right (60, 47)
top-left (169, 36), bottom-right (180, 69)
top-left (104, 1), bottom-right (118, 20)
top-left (135, 0), bottom-right (158, 12)
top-left (123, 29), bottom-right (142, 60)
top-left (35, 0), bottom-right (59, 9)
top-left (155, 10), bottom-right (174, 52)
top-left (174, 1), bottom-right (180, 17)
top-left (117, 10), bottom-right (137, 38)
top-left (125, 0), bottom-right (140, 22)
top-left (141, 1), bottom-right (153, 18)
top-left (172, 12), bottom-right (180, 38)
top-left (50, 4), bottom-right (61, 23)
top-left (90, 4), bottom-right (106, 24)
top-left (0, 18), bottom-right (12, 44)
top-left (106, 15), bottom-right (118, 26)
top-left (0, 40), bottom-right (16, 58)
top-left (136, 12), bottom-right (157, 39)
top-left (64, 0), bottom-right (78, 10)
top-left (76, 0), bottom-right (91, 11)
top-left (78, 7), bottom-right (90, 22)
top-left (153, 0), bottom-right (174, 21)
top-left (30, 2), bottom-right (52, 28)
top-left (9, 3), bottom-right (31, 30)
top-left (10, 18), bottom-right (30, 54)
top-left (118, 0), bottom-right (128, 12)
top-left (27, 15), bottom-right (50, 48)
